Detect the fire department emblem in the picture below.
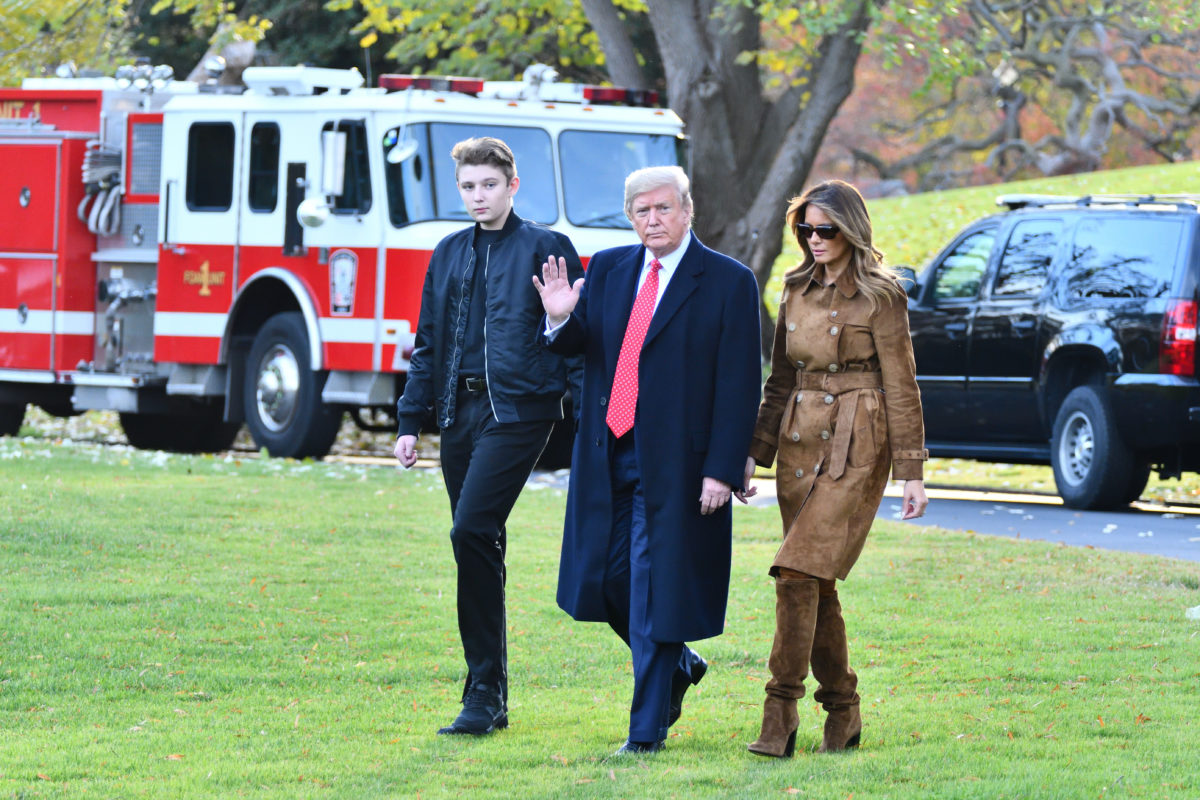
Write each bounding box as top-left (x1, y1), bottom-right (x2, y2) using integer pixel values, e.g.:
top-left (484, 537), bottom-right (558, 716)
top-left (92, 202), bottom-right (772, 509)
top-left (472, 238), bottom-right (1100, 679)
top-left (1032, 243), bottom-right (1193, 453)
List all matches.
top-left (329, 250), bottom-right (357, 316)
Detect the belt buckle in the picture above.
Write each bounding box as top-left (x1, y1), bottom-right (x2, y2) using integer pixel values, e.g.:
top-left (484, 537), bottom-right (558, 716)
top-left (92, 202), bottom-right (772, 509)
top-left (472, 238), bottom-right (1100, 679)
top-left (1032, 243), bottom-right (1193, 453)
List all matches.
top-left (465, 377), bottom-right (485, 392)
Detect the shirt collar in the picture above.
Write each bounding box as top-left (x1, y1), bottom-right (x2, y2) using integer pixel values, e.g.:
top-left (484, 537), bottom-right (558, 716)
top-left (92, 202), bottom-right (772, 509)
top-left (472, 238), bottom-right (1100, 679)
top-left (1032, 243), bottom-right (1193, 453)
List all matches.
top-left (642, 231), bottom-right (692, 276)
top-left (801, 261), bottom-right (858, 298)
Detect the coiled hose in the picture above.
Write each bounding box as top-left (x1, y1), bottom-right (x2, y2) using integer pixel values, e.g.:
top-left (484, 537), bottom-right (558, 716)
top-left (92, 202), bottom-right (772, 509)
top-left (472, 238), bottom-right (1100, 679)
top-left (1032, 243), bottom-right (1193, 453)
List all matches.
top-left (77, 142), bottom-right (123, 236)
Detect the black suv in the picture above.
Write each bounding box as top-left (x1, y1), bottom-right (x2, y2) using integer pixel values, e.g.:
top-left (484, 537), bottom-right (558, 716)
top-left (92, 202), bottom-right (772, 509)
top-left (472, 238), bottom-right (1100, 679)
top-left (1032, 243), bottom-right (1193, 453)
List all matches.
top-left (906, 194), bottom-right (1200, 509)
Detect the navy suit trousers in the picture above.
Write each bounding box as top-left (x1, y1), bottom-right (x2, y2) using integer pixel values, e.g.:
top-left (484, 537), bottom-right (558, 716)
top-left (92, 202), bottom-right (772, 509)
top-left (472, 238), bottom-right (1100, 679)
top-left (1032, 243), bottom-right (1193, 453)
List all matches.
top-left (606, 434), bottom-right (684, 742)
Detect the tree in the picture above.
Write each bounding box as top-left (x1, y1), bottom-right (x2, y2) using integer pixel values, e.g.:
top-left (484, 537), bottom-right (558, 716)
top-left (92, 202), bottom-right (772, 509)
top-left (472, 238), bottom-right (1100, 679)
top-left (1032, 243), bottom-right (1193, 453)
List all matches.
top-left (0, 0), bottom-right (132, 86)
top-left (843, 0), bottom-right (1200, 190)
top-left (355, 0), bottom-right (916, 348)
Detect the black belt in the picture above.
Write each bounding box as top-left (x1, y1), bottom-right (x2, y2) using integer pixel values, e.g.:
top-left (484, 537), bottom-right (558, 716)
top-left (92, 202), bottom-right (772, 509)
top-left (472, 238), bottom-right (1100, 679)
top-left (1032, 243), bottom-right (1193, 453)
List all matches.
top-left (459, 375), bottom-right (487, 392)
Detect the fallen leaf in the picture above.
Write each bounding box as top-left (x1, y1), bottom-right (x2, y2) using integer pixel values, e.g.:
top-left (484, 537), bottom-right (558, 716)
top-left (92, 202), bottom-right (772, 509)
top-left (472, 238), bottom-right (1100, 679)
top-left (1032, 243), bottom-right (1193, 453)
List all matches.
top-left (165, 754), bottom-right (184, 760)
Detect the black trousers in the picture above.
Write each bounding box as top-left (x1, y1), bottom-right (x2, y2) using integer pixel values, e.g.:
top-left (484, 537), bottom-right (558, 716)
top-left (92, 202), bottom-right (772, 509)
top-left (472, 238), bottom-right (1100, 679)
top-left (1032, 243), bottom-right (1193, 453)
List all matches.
top-left (439, 389), bottom-right (553, 704)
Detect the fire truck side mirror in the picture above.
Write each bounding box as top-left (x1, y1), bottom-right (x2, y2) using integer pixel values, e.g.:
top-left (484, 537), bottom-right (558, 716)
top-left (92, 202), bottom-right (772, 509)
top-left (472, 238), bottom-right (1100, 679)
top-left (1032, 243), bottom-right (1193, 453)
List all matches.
top-left (320, 130), bottom-right (347, 197)
top-left (297, 197), bottom-right (329, 229)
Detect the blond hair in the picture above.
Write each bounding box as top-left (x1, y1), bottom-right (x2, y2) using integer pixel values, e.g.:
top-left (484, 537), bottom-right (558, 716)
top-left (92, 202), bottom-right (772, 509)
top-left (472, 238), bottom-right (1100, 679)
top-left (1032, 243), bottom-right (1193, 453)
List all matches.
top-left (784, 180), bottom-right (904, 312)
top-left (623, 165), bottom-right (693, 223)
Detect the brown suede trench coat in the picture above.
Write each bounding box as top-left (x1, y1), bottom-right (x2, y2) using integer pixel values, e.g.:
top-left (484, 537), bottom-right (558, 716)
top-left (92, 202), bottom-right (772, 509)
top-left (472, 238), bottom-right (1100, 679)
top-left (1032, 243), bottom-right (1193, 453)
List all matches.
top-left (748, 263), bottom-right (928, 580)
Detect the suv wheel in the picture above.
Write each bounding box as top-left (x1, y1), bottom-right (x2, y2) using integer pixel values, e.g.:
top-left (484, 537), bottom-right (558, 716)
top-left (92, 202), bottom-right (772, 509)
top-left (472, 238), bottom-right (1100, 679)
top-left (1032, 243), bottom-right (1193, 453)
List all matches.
top-left (1051, 385), bottom-right (1136, 510)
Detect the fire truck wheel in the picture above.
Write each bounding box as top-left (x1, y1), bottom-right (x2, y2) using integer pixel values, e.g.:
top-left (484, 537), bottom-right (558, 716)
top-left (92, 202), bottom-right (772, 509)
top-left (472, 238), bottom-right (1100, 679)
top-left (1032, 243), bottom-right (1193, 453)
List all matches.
top-left (244, 312), bottom-right (343, 459)
top-left (119, 410), bottom-right (241, 453)
top-left (1, 402), bottom-right (26, 436)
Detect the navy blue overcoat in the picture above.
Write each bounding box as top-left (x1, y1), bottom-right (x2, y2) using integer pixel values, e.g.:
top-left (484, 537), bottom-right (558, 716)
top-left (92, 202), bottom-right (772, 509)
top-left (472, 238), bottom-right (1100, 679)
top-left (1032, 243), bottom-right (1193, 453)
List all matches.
top-left (549, 235), bottom-right (762, 642)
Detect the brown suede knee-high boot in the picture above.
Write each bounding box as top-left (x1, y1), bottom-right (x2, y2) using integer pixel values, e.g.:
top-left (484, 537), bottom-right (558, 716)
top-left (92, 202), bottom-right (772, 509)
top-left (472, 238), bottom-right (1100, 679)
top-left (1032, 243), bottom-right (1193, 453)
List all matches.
top-left (747, 577), bottom-right (819, 758)
top-left (810, 589), bottom-right (862, 752)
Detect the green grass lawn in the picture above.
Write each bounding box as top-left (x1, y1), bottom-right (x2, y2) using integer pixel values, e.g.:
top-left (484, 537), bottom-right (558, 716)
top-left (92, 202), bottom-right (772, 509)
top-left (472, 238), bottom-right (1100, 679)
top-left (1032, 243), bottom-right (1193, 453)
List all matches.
top-left (3, 438), bottom-right (1199, 798)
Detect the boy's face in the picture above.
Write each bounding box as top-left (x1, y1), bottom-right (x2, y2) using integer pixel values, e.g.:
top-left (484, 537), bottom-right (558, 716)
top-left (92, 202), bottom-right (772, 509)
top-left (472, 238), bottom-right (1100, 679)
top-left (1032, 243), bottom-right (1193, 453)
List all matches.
top-left (457, 164), bottom-right (518, 230)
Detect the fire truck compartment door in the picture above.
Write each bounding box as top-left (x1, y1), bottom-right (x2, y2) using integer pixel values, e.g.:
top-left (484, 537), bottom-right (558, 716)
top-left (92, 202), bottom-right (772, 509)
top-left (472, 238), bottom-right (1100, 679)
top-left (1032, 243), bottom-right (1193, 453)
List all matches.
top-left (0, 143), bottom-right (59, 253)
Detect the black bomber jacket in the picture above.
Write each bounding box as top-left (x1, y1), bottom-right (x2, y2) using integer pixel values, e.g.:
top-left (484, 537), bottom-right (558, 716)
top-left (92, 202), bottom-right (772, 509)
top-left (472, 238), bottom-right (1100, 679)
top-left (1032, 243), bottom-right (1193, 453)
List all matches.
top-left (395, 211), bottom-right (583, 436)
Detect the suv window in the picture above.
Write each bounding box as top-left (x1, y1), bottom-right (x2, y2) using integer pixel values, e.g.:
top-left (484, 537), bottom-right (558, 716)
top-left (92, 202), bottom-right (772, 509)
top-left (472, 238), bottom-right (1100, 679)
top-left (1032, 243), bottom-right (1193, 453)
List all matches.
top-left (1062, 217), bottom-right (1182, 301)
top-left (931, 228), bottom-right (995, 300)
top-left (993, 218), bottom-right (1061, 297)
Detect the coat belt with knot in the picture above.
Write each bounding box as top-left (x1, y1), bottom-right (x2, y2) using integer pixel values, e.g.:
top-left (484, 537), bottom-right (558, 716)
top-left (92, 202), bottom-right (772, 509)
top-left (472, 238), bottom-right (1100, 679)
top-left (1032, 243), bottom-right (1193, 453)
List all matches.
top-left (795, 370), bottom-right (882, 481)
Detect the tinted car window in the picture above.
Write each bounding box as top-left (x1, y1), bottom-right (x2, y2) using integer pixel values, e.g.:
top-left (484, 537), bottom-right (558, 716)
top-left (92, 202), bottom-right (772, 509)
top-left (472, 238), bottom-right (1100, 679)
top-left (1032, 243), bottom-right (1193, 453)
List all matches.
top-left (993, 218), bottom-right (1060, 297)
top-left (1062, 217), bottom-right (1182, 301)
top-left (931, 228), bottom-right (995, 300)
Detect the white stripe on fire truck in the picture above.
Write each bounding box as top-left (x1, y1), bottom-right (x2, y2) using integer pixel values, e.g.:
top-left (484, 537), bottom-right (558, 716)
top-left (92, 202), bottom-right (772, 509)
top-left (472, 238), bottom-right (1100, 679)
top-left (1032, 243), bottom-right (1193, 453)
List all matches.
top-left (0, 309), bottom-right (93, 335)
top-left (152, 312), bottom-right (410, 344)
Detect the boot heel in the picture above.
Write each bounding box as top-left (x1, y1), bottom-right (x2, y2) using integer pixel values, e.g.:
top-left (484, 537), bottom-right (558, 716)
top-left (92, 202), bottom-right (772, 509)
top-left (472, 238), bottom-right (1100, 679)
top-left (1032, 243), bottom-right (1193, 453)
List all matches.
top-left (783, 729), bottom-right (797, 758)
top-left (844, 731), bottom-right (860, 749)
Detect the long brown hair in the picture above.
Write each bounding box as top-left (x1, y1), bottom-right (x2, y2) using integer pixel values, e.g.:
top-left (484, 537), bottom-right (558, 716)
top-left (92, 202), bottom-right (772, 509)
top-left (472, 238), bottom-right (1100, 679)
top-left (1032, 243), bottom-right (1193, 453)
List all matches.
top-left (784, 180), bottom-right (903, 312)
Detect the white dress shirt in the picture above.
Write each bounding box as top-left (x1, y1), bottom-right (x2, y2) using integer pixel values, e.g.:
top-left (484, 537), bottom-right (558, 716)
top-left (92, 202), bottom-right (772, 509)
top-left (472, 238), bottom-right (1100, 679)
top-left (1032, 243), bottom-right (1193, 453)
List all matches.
top-left (545, 231), bottom-right (692, 337)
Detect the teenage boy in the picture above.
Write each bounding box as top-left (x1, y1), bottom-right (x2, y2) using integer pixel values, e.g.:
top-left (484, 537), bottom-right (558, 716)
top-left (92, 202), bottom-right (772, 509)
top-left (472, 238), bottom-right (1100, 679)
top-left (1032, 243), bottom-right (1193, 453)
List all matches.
top-left (394, 137), bottom-right (583, 736)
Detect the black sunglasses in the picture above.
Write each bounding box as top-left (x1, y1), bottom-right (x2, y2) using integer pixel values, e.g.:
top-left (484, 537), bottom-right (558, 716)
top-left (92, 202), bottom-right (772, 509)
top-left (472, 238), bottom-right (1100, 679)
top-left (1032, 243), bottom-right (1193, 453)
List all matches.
top-left (796, 223), bottom-right (839, 241)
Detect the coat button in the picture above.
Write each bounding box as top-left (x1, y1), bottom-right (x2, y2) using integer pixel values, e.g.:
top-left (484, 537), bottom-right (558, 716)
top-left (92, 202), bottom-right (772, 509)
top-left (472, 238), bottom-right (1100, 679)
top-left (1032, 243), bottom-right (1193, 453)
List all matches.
top-left (821, 430), bottom-right (830, 440)
top-left (787, 322), bottom-right (796, 332)
top-left (796, 360), bottom-right (805, 368)
top-left (831, 310), bottom-right (839, 318)
top-left (791, 432), bottom-right (800, 441)
top-left (824, 394), bottom-right (834, 405)
top-left (828, 364), bottom-right (839, 373)
top-left (830, 326), bottom-right (839, 335)
top-left (794, 468), bottom-right (804, 478)
top-left (599, 396), bottom-right (607, 406)
top-left (795, 395), bottom-right (802, 404)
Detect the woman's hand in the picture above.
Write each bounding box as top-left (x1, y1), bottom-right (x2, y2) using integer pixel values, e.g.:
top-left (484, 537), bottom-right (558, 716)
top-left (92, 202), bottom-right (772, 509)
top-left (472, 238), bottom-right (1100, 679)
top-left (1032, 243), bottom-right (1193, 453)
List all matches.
top-left (901, 479), bottom-right (928, 519)
top-left (533, 255), bottom-right (584, 326)
top-left (734, 456), bottom-right (759, 504)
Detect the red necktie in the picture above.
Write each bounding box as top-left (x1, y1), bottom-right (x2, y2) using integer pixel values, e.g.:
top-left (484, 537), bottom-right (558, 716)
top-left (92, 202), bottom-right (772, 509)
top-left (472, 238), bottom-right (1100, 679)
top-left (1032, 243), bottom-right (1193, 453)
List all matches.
top-left (606, 259), bottom-right (662, 437)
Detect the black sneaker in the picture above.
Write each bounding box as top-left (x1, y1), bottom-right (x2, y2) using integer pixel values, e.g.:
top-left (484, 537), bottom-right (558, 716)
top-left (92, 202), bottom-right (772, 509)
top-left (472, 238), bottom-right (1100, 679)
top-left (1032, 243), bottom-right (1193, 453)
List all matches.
top-left (437, 684), bottom-right (508, 736)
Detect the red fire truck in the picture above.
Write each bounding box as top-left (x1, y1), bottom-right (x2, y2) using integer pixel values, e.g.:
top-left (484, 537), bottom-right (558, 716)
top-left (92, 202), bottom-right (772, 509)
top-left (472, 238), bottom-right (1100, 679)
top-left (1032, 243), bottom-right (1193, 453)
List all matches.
top-left (0, 63), bottom-right (684, 458)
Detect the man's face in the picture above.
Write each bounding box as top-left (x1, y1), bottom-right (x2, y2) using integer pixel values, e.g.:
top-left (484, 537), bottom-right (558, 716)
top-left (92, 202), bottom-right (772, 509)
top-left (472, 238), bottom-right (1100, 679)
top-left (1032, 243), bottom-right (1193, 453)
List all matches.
top-left (457, 164), bottom-right (518, 230)
top-left (630, 184), bottom-right (691, 258)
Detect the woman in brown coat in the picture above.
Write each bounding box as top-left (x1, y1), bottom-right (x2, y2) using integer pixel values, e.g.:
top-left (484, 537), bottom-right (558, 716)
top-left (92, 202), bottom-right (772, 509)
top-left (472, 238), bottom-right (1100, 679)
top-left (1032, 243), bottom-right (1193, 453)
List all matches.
top-left (743, 180), bottom-right (928, 757)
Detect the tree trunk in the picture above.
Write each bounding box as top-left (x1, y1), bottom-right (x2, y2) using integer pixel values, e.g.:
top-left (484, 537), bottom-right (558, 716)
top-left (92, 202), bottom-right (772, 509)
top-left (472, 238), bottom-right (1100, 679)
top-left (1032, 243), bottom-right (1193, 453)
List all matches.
top-left (642, 0), bottom-right (874, 354)
top-left (579, 0), bottom-right (647, 90)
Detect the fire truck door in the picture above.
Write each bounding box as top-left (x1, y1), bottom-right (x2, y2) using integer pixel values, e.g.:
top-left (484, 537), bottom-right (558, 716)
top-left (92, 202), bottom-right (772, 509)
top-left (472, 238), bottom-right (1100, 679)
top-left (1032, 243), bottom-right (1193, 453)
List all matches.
top-left (0, 141), bottom-right (60, 371)
top-left (301, 117), bottom-right (382, 371)
top-left (156, 115), bottom-right (243, 364)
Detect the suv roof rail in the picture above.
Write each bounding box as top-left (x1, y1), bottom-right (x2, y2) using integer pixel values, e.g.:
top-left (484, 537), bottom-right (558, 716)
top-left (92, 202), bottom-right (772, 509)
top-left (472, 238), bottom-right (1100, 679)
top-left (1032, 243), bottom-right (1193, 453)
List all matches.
top-left (997, 193), bottom-right (1200, 211)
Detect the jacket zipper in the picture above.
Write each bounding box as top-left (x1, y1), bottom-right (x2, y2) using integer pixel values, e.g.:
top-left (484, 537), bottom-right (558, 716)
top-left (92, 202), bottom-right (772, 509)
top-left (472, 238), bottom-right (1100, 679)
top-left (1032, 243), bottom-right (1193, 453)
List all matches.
top-left (447, 250), bottom-right (474, 427)
top-left (482, 242), bottom-right (499, 420)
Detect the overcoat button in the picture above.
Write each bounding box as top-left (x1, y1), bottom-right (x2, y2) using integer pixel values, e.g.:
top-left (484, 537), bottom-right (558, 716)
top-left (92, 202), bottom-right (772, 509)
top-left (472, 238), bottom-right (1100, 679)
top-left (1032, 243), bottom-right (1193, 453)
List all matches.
top-left (796, 360), bottom-right (805, 368)
top-left (787, 323), bottom-right (796, 332)
top-left (828, 364), bottom-right (839, 373)
top-left (599, 396), bottom-right (607, 406)
top-left (831, 310), bottom-right (839, 318)
top-left (830, 326), bottom-right (839, 335)
top-left (795, 468), bottom-right (804, 478)
top-left (821, 430), bottom-right (830, 440)
top-left (795, 395), bottom-right (802, 404)
top-left (791, 432), bottom-right (800, 441)
top-left (824, 394), bottom-right (834, 405)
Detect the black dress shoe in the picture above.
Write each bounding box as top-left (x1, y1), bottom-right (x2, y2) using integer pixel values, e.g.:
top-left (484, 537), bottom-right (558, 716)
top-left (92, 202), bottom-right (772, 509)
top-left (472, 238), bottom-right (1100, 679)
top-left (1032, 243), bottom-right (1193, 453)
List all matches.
top-left (613, 738), bottom-right (665, 755)
top-left (437, 684), bottom-right (508, 735)
top-left (668, 653), bottom-right (708, 727)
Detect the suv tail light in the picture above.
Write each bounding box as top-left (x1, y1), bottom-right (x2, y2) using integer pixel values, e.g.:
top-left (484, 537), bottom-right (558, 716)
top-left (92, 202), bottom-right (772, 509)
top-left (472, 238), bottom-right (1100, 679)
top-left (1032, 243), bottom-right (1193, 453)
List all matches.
top-left (1160, 298), bottom-right (1197, 377)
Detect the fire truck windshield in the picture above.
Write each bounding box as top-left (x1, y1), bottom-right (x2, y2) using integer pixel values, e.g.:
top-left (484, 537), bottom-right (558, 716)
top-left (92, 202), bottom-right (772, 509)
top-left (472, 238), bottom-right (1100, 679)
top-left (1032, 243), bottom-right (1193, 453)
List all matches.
top-left (559, 130), bottom-right (682, 229)
top-left (383, 123), bottom-right (682, 231)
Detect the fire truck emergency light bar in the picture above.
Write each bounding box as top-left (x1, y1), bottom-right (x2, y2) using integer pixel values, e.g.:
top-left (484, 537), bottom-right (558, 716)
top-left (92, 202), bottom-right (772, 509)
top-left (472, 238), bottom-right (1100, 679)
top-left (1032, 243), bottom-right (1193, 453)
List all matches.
top-left (378, 73), bottom-right (661, 107)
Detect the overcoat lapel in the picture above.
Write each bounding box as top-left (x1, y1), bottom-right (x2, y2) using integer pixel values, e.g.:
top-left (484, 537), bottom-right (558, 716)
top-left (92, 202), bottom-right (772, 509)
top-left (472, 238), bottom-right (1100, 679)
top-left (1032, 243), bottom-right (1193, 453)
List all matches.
top-left (643, 237), bottom-right (703, 347)
top-left (602, 246), bottom-right (644, 378)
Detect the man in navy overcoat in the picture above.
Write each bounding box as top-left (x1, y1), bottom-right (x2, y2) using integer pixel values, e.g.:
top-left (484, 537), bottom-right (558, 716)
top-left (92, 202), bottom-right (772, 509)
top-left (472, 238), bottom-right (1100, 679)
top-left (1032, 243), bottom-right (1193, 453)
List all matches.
top-left (535, 166), bottom-right (761, 754)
